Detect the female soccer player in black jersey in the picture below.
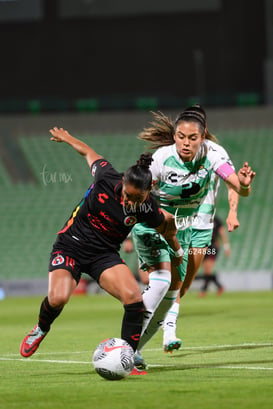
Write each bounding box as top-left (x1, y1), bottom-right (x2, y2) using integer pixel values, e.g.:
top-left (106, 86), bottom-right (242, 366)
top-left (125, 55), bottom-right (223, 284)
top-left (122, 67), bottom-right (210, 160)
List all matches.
top-left (20, 127), bottom-right (182, 366)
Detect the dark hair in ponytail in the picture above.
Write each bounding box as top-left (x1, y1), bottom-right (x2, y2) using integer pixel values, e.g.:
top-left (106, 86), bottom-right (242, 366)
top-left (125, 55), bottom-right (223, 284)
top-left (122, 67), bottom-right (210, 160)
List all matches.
top-left (124, 152), bottom-right (153, 191)
top-left (138, 111), bottom-right (175, 150)
top-left (138, 104), bottom-right (218, 149)
top-left (175, 104), bottom-right (218, 143)
top-left (175, 104), bottom-right (206, 130)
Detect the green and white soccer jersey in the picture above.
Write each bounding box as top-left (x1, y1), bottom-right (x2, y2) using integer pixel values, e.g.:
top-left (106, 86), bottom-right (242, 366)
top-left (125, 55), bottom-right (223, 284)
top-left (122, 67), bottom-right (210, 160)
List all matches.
top-left (132, 139), bottom-right (235, 278)
top-left (150, 139), bottom-right (234, 229)
top-left (190, 173), bottom-right (219, 248)
top-left (192, 172), bottom-right (219, 230)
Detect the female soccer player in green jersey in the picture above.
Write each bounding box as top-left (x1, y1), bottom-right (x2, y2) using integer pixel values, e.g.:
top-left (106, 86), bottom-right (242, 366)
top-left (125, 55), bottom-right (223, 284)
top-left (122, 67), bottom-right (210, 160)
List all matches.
top-left (132, 104), bottom-right (255, 369)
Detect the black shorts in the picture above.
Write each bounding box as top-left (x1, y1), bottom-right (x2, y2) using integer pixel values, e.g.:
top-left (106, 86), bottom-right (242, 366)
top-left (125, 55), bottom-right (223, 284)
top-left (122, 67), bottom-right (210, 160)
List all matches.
top-left (48, 248), bottom-right (125, 284)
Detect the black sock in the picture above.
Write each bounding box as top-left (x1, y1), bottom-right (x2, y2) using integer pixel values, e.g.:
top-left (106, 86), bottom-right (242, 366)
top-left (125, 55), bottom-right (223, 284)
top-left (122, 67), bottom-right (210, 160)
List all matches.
top-left (121, 301), bottom-right (145, 352)
top-left (201, 276), bottom-right (211, 291)
top-left (211, 274), bottom-right (222, 289)
top-left (38, 296), bottom-right (63, 332)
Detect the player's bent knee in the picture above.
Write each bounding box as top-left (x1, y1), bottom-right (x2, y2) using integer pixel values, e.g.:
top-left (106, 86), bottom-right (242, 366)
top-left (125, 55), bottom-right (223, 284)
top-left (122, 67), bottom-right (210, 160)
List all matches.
top-left (121, 287), bottom-right (142, 305)
top-left (48, 291), bottom-right (71, 308)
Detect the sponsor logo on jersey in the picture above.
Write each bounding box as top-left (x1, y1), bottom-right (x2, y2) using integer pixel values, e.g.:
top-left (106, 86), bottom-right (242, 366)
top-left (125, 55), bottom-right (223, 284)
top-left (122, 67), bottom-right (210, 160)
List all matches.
top-left (99, 161), bottom-right (108, 167)
top-left (98, 193), bottom-right (109, 203)
top-left (167, 171), bottom-right (178, 183)
top-left (164, 171), bottom-right (194, 184)
top-left (52, 255), bottom-right (65, 266)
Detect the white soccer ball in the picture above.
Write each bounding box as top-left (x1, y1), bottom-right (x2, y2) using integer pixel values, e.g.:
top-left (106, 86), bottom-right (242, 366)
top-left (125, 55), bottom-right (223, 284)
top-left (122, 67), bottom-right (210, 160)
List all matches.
top-left (92, 338), bottom-right (135, 380)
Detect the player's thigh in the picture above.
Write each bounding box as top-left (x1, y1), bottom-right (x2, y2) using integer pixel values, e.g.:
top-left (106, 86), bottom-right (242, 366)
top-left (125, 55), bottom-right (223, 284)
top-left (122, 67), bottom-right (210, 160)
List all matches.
top-left (181, 249), bottom-right (207, 295)
top-left (99, 263), bottom-right (142, 305)
top-left (170, 226), bottom-right (192, 287)
top-left (180, 228), bottom-right (213, 293)
top-left (48, 268), bottom-right (77, 307)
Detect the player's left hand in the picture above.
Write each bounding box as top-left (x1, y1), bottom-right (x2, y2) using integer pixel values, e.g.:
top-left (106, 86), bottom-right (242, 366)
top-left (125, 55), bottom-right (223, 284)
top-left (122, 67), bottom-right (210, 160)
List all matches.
top-left (238, 162), bottom-right (256, 187)
top-left (49, 127), bottom-right (71, 143)
top-left (226, 211), bottom-right (240, 232)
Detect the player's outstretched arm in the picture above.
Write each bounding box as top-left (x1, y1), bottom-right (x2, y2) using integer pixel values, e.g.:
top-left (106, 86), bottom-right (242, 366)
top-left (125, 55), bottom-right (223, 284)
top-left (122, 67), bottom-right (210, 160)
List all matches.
top-left (225, 162), bottom-right (256, 197)
top-left (226, 187), bottom-right (240, 232)
top-left (49, 127), bottom-right (102, 167)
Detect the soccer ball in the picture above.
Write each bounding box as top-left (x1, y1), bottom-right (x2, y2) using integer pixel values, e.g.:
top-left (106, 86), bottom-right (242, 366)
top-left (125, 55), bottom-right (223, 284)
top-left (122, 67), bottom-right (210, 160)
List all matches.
top-left (92, 338), bottom-right (135, 380)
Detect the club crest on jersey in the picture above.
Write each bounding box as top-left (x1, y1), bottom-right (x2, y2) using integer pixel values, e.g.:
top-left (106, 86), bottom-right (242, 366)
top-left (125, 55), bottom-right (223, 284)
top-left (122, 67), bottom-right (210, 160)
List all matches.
top-left (124, 216), bottom-right (137, 226)
top-left (197, 166), bottom-right (208, 178)
top-left (52, 255), bottom-right (65, 266)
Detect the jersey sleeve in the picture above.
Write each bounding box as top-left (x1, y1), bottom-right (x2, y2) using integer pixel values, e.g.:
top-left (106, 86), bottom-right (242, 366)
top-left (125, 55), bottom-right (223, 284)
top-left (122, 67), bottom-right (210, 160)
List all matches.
top-left (208, 142), bottom-right (235, 181)
top-left (90, 158), bottom-right (119, 182)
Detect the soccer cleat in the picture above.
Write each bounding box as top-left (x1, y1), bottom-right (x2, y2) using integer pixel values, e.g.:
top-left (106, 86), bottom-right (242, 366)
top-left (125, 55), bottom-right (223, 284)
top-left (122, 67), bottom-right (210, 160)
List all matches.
top-left (163, 337), bottom-right (182, 353)
top-left (134, 351), bottom-right (147, 370)
top-left (217, 286), bottom-right (224, 296)
top-left (130, 367), bottom-right (148, 375)
top-left (20, 325), bottom-right (48, 357)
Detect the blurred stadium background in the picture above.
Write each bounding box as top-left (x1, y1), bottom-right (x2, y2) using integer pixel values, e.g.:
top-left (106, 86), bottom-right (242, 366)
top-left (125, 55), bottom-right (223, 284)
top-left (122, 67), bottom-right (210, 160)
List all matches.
top-left (0, 0), bottom-right (272, 296)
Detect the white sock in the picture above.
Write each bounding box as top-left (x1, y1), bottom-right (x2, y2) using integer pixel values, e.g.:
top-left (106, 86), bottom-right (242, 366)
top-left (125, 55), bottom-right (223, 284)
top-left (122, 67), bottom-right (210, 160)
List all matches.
top-left (141, 269), bottom-right (171, 337)
top-left (163, 301), bottom-right (180, 343)
top-left (138, 289), bottom-right (179, 351)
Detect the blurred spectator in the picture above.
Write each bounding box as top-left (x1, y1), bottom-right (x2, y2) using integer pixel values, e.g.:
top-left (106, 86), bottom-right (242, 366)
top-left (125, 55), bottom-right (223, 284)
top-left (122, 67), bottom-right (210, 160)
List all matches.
top-left (199, 215), bottom-right (231, 297)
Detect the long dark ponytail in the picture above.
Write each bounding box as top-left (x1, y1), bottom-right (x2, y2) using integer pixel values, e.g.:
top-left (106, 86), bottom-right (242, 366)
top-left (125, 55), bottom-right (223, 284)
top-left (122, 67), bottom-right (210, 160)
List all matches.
top-left (138, 104), bottom-right (218, 150)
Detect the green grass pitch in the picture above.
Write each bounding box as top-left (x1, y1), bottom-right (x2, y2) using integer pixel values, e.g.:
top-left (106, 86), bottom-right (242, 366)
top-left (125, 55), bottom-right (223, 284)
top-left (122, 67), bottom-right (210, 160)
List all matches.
top-left (0, 290), bottom-right (273, 409)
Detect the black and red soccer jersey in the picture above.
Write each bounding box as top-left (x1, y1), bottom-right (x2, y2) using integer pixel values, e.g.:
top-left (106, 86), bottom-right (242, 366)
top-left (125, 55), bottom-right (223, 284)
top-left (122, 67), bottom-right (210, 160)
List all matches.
top-left (53, 158), bottom-right (164, 260)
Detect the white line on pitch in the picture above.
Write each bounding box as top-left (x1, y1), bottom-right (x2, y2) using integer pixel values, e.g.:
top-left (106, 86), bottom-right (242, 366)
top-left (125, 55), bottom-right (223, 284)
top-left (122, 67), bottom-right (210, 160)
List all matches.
top-left (0, 357), bottom-right (90, 364)
top-left (0, 357), bottom-right (273, 371)
top-left (216, 366), bottom-right (273, 371)
top-left (148, 364), bottom-right (273, 371)
top-left (1, 341), bottom-right (272, 358)
top-left (146, 342), bottom-right (273, 351)
top-left (0, 350), bottom-right (91, 357)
